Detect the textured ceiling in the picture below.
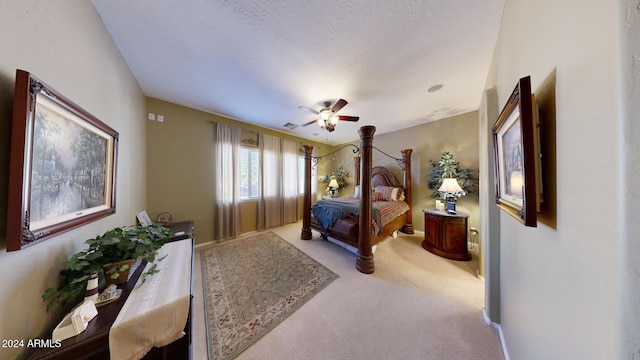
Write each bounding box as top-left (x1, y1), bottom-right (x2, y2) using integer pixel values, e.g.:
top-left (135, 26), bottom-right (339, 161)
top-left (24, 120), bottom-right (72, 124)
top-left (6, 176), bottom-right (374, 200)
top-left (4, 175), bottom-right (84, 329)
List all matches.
top-left (92, 0), bottom-right (504, 145)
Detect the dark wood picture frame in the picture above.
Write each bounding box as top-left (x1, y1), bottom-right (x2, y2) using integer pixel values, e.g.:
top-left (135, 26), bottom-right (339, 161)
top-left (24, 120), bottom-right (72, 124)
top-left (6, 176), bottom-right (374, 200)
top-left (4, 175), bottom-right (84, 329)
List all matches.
top-left (492, 76), bottom-right (538, 227)
top-left (6, 70), bottom-right (118, 251)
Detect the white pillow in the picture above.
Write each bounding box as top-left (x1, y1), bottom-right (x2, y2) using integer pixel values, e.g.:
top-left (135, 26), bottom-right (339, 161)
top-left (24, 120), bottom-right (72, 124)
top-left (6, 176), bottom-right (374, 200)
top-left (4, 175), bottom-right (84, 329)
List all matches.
top-left (353, 185), bottom-right (360, 198)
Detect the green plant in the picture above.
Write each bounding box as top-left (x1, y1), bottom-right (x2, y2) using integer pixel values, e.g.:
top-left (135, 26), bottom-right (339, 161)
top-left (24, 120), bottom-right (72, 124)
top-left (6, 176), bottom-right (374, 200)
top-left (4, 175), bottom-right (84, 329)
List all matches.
top-left (330, 166), bottom-right (350, 188)
top-left (42, 223), bottom-right (172, 310)
top-left (427, 151), bottom-right (478, 201)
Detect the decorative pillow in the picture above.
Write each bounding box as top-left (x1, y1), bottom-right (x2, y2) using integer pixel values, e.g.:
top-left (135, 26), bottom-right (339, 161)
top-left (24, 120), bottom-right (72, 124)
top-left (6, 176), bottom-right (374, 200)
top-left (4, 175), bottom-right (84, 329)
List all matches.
top-left (371, 192), bottom-right (384, 201)
top-left (374, 186), bottom-right (394, 201)
top-left (374, 186), bottom-right (404, 201)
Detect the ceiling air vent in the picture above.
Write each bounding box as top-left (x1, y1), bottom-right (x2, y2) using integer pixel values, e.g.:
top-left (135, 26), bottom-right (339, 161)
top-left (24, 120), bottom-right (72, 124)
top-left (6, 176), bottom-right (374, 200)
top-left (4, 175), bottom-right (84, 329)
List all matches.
top-left (284, 122), bottom-right (298, 130)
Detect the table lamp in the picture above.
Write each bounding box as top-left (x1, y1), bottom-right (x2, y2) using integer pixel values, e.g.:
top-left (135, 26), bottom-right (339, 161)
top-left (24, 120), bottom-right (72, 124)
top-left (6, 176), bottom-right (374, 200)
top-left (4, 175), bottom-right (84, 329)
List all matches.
top-left (328, 178), bottom-right (339, 198)
top-left (438, 177), bottom-right (464, 214)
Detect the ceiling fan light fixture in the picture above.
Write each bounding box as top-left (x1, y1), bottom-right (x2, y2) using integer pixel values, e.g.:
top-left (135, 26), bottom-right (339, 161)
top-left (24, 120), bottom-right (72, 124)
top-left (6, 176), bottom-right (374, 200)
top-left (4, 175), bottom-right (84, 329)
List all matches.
top-left (299, 98), bottom-right (359, 133)
top-left (319, 109), bottom-right (332, 122)
top-left (329, 113), bottom-right (339, 126)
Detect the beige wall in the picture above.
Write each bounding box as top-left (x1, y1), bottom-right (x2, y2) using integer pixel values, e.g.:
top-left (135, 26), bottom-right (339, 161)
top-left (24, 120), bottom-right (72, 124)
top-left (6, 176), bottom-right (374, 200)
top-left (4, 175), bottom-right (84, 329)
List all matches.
top-left (145, 97), bottom-right (332, 244)
top-left (146, 97), bottom-right (479, 244)
top-left (375, 111), bottom-right (480, 232)
top-left (622, 0), bottom-right (640, 354)
top-left (330, 112), bottom-right (480, 233)
top-left (0, 2), bottom-right (146, 359)
top-left (483, 0), bottom-right (631, 358)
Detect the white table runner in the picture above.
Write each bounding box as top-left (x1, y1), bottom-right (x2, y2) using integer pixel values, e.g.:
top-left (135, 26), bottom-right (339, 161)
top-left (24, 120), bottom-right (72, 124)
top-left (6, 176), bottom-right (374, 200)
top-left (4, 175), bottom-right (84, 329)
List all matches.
top-left (109, 238), bottom-right (192, 360)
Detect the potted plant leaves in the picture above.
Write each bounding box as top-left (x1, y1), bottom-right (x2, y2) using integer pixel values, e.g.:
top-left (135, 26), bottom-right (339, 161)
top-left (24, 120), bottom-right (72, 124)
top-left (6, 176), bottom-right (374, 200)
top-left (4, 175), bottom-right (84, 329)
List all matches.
top-left (330, 165), bottom-right (350, 188)
top-left (42, 223), bottom-right (172, 310)
top-left (427, 151), bottom-right (478, 201)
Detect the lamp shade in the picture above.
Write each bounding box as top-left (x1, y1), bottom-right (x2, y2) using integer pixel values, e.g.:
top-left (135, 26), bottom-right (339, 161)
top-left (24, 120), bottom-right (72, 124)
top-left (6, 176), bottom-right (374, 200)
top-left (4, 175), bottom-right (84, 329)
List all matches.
top-left (438, 178), bottom-right (463, 193)
top-left (328, 179), bottom-right (339, 188)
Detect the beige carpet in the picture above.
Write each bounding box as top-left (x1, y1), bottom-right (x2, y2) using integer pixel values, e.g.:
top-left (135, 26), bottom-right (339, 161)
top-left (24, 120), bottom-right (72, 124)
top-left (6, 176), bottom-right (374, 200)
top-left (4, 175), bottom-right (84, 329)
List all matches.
top-left (193, 222), bottom-right (504, 360)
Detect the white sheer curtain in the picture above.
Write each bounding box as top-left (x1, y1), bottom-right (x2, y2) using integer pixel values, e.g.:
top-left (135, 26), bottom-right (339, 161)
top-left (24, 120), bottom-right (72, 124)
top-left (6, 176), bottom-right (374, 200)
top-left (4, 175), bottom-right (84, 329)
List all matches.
top-left (257, 134), bottom-right (300, 229)
top-left (281, 139), bottom-right (299, 224)
top-left (215, 123), bottom-right (242, 239)
top-left (257, 133), bottom-right (281, 229)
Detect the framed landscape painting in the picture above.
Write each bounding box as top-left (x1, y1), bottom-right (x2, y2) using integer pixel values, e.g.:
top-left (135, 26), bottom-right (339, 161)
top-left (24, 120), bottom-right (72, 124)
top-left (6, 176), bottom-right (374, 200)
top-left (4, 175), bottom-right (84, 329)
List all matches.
top-left (492, 76), bottom-right (538, 227)
top-left (6, 70), bottom-right (119, 251)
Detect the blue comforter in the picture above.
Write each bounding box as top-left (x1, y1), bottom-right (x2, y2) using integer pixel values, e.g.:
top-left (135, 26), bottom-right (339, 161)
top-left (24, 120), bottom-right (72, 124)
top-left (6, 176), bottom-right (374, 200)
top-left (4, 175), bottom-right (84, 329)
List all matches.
top-left (311, 199), bottom-right (382, 234)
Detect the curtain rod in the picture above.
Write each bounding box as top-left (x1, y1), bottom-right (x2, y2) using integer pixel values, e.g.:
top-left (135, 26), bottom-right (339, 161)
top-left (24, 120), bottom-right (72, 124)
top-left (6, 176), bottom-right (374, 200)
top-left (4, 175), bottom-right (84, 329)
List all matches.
top-left (208, 120), bottom-right (258, 134)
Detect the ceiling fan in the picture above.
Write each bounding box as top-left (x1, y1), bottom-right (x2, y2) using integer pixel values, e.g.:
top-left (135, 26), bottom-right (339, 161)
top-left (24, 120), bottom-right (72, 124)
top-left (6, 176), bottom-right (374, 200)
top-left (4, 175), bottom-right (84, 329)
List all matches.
top-left (298, 99), bottom-right (359, 132)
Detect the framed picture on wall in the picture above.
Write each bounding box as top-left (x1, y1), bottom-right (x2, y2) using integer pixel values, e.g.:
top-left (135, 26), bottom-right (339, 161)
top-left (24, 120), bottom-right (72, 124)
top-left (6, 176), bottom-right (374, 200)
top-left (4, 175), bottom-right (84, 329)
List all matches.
top-left (6, 70), bottom-right (119, 251)
top-left (492, 76), bottom-right (539, 227)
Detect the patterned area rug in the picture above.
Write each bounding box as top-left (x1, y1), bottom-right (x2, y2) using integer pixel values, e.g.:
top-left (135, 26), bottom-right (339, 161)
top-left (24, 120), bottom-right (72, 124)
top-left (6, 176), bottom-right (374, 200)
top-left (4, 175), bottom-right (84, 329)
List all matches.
top-left (200, 231), bottom-right (338, 359)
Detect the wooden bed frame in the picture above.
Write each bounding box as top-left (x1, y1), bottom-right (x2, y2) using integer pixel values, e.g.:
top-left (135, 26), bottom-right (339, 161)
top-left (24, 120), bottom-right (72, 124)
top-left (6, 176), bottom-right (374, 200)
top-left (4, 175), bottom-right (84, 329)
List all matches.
top-left (300, 126), bottom-right (414, 274)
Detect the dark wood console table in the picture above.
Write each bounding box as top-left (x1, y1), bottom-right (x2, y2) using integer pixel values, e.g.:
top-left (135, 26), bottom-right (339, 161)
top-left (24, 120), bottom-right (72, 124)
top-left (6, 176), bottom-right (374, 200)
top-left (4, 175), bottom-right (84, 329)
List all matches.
top-left (422, 209), bottom-right (470, 261)
top-left (167, 221), bottom-right (194, 241)
top-left (28, 221), bottom-right (194, 360)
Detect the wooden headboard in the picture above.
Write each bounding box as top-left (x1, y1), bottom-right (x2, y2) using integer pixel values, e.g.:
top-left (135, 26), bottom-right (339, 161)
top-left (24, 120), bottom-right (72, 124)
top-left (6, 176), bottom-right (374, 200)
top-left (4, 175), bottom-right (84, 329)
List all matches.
top-left (371, 166), bottom-right (402, 188)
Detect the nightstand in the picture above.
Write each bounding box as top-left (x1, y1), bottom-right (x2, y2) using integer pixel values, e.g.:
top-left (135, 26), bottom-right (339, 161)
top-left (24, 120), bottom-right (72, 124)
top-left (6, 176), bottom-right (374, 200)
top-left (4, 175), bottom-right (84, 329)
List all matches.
top-left (422, 209), bottom-right (470, 261)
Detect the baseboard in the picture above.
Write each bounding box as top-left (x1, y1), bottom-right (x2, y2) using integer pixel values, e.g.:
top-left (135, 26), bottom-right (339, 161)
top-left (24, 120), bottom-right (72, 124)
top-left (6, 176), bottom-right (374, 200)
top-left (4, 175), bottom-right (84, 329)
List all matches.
top-left (482, 307), bottom-right (510, 360)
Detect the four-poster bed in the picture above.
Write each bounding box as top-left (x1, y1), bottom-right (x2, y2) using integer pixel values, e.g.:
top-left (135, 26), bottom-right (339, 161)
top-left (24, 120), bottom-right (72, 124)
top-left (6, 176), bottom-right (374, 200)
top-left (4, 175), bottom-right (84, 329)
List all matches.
top-left (300, 126), bottom-right (414, 274)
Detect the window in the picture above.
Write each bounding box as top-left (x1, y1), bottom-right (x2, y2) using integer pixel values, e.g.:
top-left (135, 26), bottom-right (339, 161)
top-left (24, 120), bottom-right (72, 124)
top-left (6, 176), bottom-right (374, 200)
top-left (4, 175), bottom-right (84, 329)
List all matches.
top-left (298, 155), bottom-right (305, 195)
top-left (240, 147), bottom-right (259, 200)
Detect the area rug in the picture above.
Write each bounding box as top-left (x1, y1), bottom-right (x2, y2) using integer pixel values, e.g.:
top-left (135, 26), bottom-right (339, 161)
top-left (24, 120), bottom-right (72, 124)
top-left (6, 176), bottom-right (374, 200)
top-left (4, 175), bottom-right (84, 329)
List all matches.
top-left (200, 231), bottom-right (338, 359)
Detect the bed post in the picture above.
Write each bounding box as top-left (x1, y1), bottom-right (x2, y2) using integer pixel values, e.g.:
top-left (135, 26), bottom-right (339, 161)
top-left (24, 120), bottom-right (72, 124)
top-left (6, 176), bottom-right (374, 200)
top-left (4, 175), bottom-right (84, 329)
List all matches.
top-left (354, 156), bottom-right (361, 186)
top-left (401, 149), bottom-right (414, 234)
top-left (300, 145), bottom-right (313, 240)
top-left (357, 126), bottom-right (376, 274)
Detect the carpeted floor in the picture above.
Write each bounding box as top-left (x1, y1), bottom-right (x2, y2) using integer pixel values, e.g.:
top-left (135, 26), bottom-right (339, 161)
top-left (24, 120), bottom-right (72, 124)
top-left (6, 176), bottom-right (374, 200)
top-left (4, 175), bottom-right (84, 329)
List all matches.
top-left (199, 231), bottom-right (338, 360)
top-left (193, 222), bottom-right (505, 360)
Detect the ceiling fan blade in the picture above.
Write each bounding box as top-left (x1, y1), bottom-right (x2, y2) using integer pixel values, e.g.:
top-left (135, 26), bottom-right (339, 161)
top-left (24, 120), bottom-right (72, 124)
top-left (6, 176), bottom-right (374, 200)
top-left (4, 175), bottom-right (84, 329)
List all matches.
top-left (331, 98), bottom-right (348, 113)
top-left (298, 105), bottom-right (319, 115)
top-left (338, 115), bottom-right (359, 122)
top-left (302, 119), bottom-right (318, 127)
